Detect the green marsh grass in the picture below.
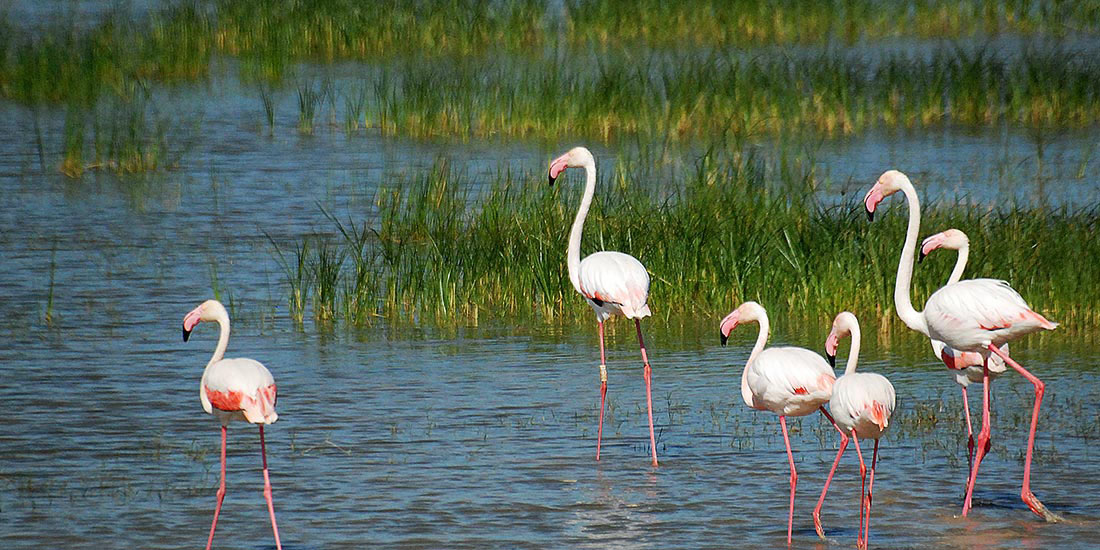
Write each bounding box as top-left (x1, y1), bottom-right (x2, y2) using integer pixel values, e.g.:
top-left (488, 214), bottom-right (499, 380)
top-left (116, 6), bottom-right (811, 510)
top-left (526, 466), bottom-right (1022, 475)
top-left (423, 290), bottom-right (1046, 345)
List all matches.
top-left (279, 152), bottom-right (1100, 333)
top-left (59, 95), bottom-right (178, 177)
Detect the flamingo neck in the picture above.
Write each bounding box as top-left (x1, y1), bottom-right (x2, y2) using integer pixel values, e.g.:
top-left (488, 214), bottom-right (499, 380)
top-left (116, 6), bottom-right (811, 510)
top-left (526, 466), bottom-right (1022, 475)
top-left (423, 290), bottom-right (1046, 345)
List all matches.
top-left (208, 313), bottom-right (230, 368)
top-left (844, 322), bottom-right (862, 376)
top-left (893, 181), bottom-right (929, 336)
top-left (947, 242), bottom-right (969, 285)
top-left (566, 157), bottom-right (596, 294)
top-left (741, 312), bottom-right (769, 408)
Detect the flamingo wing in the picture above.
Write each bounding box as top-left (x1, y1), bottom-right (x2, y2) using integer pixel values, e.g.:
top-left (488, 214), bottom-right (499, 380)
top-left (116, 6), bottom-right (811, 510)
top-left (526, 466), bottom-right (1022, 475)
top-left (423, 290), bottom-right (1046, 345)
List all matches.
top-left (578, 251), bottom-right (652, 319)
top-left (926, 279), bottom-right (1056, 349)
top-left (202, 358), bottom-right (278, 424)
top-left (830, 372), bottom-right (895, 436)
top-left (747, 347), bottom-right (836, 416)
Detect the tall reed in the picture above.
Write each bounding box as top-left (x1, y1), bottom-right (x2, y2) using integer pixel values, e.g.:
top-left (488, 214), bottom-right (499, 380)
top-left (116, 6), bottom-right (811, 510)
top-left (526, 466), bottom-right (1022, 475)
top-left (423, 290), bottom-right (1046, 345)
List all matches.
top-left (279, 152), bottom-right (1100, 331)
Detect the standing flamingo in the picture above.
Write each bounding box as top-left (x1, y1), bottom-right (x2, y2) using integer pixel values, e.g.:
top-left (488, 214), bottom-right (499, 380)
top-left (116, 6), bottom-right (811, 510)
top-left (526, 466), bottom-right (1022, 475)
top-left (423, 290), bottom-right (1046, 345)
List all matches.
top-left (919, 228), bottom-right (1007, 472)
top-left (812, 312), bottom-right (895, 550)
top-left (720, 301), bottom-right (838, 545)
top-left (864, 170), bottom-right (1061, 522)
top-left (547, 146), bottom-right (659, 467)
top-left (182, 299), bottom-right (283, 550)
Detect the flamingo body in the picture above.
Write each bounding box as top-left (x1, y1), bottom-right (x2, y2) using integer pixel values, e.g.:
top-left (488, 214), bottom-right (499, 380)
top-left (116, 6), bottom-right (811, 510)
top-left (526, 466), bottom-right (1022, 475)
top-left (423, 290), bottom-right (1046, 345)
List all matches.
top-left (815, 311), bottom-right (894, 549)
top-left (183, 299), bottom-right (283, 550)
top-left (201, 358), bottom-right (278, 425)
top-left (578, 250), bottom-right (652, 321)
top-left (865, 170), bottom-right (1061, 522)
top-left (932, 340), bottom-right (1007, 387)
top-left (721, 301), bottom-right (839, 545)
top-left (920, 229), bottom-right (1008, 387)
top-left (745, 347), bottom-right (835, 416)
top-left (924, 278), bottom-right (1057, 354)
top-left (829, 373), bottom-right (895, 440)
top-left (548, 146), bottom-right (659, 467)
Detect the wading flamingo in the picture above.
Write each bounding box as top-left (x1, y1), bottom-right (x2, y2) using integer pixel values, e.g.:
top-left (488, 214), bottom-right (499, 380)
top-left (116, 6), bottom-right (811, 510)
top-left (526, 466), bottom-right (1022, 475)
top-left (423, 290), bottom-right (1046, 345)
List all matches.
top-left (548, 146), bottom-right (659, 467)
top-left (183, 299), bottom-right (283, 550)
top-left (919, 228), bottom-right (1007, 472)
top-left (720, 301), bottom-right (838, 545)
top-left (812, 312), bottom-right (895, 550)
top-left (864, 170), bottom-right (1061, 522)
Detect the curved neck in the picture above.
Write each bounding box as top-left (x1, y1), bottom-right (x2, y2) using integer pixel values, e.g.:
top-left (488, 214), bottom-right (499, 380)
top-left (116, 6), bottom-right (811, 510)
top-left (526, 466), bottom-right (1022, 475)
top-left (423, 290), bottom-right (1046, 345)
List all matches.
top-left (567, 158), bottom-right (596, 294)
top-left (741, 312), bottom-right (770, 407)
top-left (208, 315), bottom-right (230, 368)
top-left (844, 323), bottom-right (862, 376)
top-left (947, 243), bottom-right (969, 285)
top-left (893, 181), bottom-right (929, 336)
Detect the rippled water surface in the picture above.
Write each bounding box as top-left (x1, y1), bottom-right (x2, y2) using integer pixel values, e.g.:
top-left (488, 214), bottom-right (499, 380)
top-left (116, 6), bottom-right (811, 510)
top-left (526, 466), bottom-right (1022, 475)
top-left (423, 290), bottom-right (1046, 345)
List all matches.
top-left (3, 8), bottom-right (1100, 548)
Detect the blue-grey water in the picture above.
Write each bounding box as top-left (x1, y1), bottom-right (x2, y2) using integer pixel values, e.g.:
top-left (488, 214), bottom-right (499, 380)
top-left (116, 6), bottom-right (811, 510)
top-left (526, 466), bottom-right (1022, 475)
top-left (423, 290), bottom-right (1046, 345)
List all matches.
top-left (3, 8), bottom-right (1100, 548)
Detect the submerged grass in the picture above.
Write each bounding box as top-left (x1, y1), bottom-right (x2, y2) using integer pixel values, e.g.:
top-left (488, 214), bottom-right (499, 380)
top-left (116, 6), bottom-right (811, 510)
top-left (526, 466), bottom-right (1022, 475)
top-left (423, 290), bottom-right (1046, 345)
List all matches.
top-left (3, 1), bottom-right (1099, 139)
top-left (280, 151), bottom-right (1100, 333)
top-left (360, 47), bottom-right (1100, 142)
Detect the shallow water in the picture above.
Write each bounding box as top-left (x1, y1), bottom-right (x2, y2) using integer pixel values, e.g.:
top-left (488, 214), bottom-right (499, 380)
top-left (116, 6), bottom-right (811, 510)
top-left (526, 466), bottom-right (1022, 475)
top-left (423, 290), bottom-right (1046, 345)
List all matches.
top-left (3, 6), bottom-right (1100, 548)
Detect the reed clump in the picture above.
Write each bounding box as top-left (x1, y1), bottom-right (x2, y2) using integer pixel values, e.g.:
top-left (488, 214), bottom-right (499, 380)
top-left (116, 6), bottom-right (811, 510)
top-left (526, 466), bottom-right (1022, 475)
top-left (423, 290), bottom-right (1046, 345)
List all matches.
top-left (279, 152), bottom-right (1100, 331)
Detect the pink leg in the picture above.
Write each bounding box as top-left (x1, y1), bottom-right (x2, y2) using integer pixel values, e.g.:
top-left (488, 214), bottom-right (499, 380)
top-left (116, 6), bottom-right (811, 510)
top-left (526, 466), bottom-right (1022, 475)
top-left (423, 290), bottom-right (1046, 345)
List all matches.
top-left (205, 425), bottom-right (227, 550)
top-left (635, 319), bottom-right (658, 467)
top-left (988, 344), bottom-right (1062, 522)
top-left (852, 433), bottom-right (866, 549)
top-left (962, 385), bottom-right (975, 476)
top-left (813, 428), bottom-right (849, 539)
top-left (779, 416), bottom-right (797, 546)
top-left (259, 425), bottom-right (283, 550)
top-left (863, 439), bottom-right (879, 549)
top-left (596, 321), bottom-right (607, 461)
top-left (962, 360), bottom-right (992, 516)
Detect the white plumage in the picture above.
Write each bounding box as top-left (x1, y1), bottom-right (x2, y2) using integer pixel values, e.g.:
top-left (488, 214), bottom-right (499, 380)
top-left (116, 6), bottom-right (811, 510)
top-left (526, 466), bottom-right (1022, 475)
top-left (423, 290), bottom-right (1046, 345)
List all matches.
top-left (720, 301), bottom-right (837, 546)
top-left (815, 311), bottom-right (895, 549)
top-left (745, 347), bottom-right (835, 416)
top-left (920, 228), bottom-right (1008, 387)
top-left (200, 358), bottom-right (278, 425)
top-left (548, 146), bottom-right (659, 467)
top-left (182, 299), bottom-right (283, 550)
top-left (924, 278), bottom-right (1057, 353)
top-left (864, 170), bottom-right (1061, 523)
top-left (577, 250), bottom-right (652, 321)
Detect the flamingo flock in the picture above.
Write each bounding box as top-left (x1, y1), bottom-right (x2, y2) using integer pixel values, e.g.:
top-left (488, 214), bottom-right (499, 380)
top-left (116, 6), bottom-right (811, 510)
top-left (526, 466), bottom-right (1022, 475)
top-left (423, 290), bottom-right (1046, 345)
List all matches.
top-left (177, 149), bottom-right (1061, 549)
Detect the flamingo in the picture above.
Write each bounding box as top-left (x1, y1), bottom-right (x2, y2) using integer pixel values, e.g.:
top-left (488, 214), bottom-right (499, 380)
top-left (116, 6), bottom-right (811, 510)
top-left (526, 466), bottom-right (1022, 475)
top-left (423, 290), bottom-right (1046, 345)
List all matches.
top-left (864, 170), bottom-right (1061, 522)
top-left (919, 228), bottom-right (1007, 472)
top-left (812, 312), bottom-right (895, 550)
top-left (182, 299), bottom-right (283, 550)
top-left (719, 301), bottom-right (838, 545)
top-left (547, 146), bottom-right (659, 467)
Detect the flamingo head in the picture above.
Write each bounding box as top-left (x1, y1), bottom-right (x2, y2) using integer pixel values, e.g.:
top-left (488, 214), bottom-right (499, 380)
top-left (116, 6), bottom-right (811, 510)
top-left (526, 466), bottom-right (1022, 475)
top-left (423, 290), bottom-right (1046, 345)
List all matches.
top-left (182, 299), bottom-right (227, 342)
top-left (825, 311), bottom-right (858, 368)
top-left (864, 169), bottom-right (910, 222)
top-left (719, 301), bottom-right (765, 346)
top-left (919, 228), bottom-right (969, 263)
top-left (547, 146), bottom-right (595, 186)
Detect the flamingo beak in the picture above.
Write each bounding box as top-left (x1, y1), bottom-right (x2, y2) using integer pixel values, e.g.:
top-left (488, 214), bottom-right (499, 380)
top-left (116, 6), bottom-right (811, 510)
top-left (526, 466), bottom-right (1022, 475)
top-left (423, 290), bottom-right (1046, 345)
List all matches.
top-left (825, 330), bottom-right (839, 368)
top-left (719, 311), bottom-right (740, 346)
top-left (182, 309), bottom-right (202, 342)
top-left (548, 155), bottom-right (569, 186)
top-left (918, 248), bottom-right (927, 263)
top-left (864, 185), bottom-right (884, 222)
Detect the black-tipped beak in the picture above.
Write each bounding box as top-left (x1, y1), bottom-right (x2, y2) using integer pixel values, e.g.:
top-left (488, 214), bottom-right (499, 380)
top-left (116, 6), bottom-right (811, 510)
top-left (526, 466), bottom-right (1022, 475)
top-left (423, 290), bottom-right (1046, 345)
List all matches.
top-left (918, 249), bottom-right (927, 263)
top-left (827, 353), bottom-right (836, 368)
top-left (548, 172), bottom-right (556, 186)
top-left (183, 327), bottom-right (191, 342)
top-left (720, 332), bottom-right (729, 346)
top-left (866, 208), bottom-right (874, 222)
